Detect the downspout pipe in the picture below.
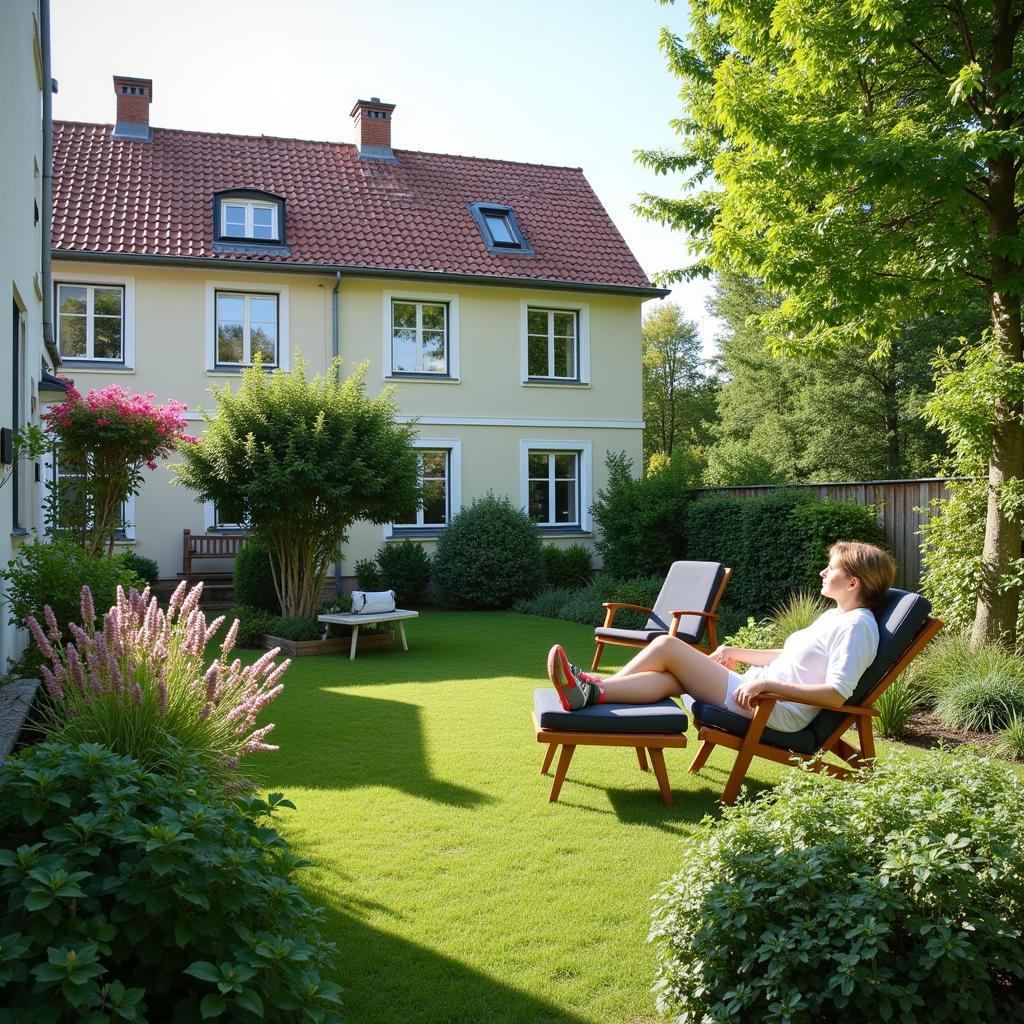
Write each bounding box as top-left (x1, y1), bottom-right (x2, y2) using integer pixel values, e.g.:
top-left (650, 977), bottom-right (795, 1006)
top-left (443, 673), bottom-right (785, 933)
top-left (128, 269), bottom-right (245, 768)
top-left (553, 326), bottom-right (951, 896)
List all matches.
top-left (332, 271), bottom-right (343, 596)
top-left (40, 0), bottom-right (59, 368)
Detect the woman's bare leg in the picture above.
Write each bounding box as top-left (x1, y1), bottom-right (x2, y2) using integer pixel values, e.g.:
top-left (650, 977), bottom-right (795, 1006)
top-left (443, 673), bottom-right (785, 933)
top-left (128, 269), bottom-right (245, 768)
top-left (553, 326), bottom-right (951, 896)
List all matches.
top-left (600, 635), bottom-right (730, 705)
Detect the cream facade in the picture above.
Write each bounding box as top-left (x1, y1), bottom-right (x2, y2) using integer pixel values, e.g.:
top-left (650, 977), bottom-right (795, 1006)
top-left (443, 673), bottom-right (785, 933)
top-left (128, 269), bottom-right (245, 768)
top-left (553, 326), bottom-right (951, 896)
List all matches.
top-left (48, 258), bottom-right (645, 582)
top-left (1, 0), bottom-right (58, 668)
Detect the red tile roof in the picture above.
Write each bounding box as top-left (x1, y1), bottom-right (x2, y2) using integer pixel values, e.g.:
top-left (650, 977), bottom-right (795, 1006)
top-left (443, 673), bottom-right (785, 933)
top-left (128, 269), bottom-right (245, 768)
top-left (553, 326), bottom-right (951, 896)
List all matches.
top-left (52, 122), bottom-right (659, 293)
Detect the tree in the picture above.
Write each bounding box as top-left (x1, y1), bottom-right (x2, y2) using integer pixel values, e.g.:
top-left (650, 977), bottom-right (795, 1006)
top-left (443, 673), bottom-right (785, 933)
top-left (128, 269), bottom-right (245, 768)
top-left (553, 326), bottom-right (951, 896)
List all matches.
top-left (642, 303), bottom-right (718, 467)
top-left (637, 1), bottom-right (1024, 646)
top-left (175, 359), bottom-right (420, 618)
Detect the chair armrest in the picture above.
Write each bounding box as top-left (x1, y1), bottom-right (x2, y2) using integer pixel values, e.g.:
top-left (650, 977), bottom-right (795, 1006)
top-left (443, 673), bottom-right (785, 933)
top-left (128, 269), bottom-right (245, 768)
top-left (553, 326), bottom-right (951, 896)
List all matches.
top-left (750, 691), bottom-right (879, 717)
top-left (669, 610), bottom-right (719, 620)
top-left (600, 602), bottom-right (653, 629)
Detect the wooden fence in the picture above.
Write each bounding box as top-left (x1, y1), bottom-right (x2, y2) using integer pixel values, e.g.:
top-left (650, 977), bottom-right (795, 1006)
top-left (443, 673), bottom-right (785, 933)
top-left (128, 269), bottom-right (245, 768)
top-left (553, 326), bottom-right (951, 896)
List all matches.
top-left (692, 478), bottom-right (963, 591)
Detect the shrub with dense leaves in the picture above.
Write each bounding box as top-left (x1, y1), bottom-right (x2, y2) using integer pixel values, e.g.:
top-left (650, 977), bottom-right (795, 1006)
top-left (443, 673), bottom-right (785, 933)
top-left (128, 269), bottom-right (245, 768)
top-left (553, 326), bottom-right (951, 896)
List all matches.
top-left (30, 581), bottom-right (287, 785)
top-left (264, 615), bottom-right (322, 642)
top-left (376, 539), bottom-right (432, 606)
top-left (432, 494), bottom-right (545, 608)
top-left (513, 574), bottom-right (664, 630)
top-left (1, 538), bottom-right (141, 635)
top-left (226, 605), bottom-right (279, 648)
top-left (234, 538), bottom-right (281, 615)
top-left (0, 741), bottom-right (341, 1023)
top-left (354, 558), bottom-right (385, 591)
top-left (118, 550), bottom-right (160, 587)
top-left (543, 543), bottom-right (594, 590)
top-left (651, 748), bottom-right (1024, 1023)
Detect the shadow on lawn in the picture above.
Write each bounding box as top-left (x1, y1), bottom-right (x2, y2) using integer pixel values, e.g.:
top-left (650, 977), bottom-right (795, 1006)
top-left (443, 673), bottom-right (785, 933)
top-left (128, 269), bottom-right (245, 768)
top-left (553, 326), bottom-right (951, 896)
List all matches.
top-left (276, 688), bottom-right (491, 809)
top-left (319, 900), bottom-right (595, 1024)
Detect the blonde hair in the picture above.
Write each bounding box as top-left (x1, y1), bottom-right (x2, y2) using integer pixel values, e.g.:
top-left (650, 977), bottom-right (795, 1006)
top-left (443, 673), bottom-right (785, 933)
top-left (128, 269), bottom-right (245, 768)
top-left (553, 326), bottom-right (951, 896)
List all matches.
top-left (830, 541), bottom-right (896, 609)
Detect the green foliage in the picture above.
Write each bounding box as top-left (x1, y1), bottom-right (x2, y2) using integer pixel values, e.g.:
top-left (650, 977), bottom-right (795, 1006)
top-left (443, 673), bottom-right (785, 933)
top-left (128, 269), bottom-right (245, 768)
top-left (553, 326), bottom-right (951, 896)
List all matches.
top-left (997, 714), bottom-right (1024, 761)
top-left (35, 583), bottom-right (285, 783)
top-left (513, 574), bottom-right (664, 630)
top-left (875, 677), bottom-right (923, 739)
top-left (591, 451), bottom-right (695, 580)
top-left (935, 676), bottom-right (1024, 733)
top-left (233, 537), bottom-right (281, 615)
top-left (702, 439), bottom-right (788, 487)
top-left (650, 748), bottom-right (1024, 1023)
top-left (432, 494), bottom-right (545, 609)
top-left (118, 550), bottom-right (160, 587)
top-left (687, 490), bottom-right (883, 616)
top-left (542, 544), bottom-right (594, 591)
top-left (226, 605), bottom-right (279, 648)
top-left (0, 741), bottom-right (340, 1023)
top-left (376, 539), bottom-right (432, 606)
top-left (354, 558), bottom-right (385, 591)
top-left (1, 538), bottom-right (141, 634)
top-left (722, 615), bottom-right (778, 656)
top-left (175, 357), bottom-right (419, 618)
top-left (265, 616), bottom-right (322, 643)
top-left (642, 302), bottom-right (718, 467)
top-left (768, 590), bottom-right (828, 639)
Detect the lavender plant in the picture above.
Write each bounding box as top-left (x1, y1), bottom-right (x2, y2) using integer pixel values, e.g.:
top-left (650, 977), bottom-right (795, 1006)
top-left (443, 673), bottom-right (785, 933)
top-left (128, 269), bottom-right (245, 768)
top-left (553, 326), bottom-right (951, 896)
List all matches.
top-left (27, 580), bottom-right (288, 784)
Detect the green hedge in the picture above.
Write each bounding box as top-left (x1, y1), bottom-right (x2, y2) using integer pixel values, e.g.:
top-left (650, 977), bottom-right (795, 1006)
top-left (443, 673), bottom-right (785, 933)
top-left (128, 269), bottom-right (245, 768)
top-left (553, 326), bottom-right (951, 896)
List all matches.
top-left (686, 490), bottom-right (885, 615)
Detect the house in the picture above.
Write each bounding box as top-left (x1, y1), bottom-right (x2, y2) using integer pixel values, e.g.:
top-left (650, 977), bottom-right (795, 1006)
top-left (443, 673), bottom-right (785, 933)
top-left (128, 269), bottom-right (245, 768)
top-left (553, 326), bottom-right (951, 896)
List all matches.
top-left (50, 78), bottom-right (665, 586)
top-left (1, 0), bottom-right (64, 669)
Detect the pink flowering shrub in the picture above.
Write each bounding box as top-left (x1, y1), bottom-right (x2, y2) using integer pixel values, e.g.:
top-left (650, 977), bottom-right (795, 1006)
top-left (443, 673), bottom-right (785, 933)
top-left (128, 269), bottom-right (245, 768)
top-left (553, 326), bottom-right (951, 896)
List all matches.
top-left (42, 384), bottom-right (196, 556)
top-left (28, 580), bottom-right (288, 785)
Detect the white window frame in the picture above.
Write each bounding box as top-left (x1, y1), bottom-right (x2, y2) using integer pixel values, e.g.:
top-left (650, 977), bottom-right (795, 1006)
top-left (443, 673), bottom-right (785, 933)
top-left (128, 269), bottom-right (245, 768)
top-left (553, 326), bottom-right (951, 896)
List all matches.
top-left (203, 499), bottom-right (247, 532)
top-left (220, 199), bottom-right (280, 242)
top-left (204, 280), bottom-right (290, 372)
top-left (385, 438), bottom-right (462, 538)
top-left (54, 273), bottom-right (136, 369)
top-left (520, 299), bottom-right (589, 385)
top-left (519, 440), bottom-right (592, 531)
top-left (383, 289), bottom-right (460, 380)
top-left (47, 450), bottom-right (136, 542)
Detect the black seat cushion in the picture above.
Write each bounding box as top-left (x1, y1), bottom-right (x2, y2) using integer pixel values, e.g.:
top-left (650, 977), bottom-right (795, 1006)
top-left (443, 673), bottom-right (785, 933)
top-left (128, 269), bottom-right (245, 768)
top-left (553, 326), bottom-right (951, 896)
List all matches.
top-left (691, 589), bottom-right (933, 752)
top-left (595, 625), bottom-right (701, 645)
top-left (534, 689), bottom-right (687, 735)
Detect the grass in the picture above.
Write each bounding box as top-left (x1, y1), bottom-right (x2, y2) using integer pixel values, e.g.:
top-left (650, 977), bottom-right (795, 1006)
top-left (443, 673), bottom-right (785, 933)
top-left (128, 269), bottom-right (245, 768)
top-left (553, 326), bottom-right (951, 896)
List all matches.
top-left (246, 611), bottom-right (898, 1023)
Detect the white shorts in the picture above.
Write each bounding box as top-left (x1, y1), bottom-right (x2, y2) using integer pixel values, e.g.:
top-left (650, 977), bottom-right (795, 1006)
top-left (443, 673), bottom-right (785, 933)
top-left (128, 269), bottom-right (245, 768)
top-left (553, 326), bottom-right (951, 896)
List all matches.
top-left (722, 670), bottom-right (812, 732)
top-left (724, 670), bottom-right (753, 719)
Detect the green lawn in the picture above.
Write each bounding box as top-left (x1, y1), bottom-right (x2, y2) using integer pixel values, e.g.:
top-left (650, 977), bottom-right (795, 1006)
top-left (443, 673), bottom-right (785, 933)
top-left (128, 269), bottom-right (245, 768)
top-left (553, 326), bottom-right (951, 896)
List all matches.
top-left (251, 612), bottom-right (793, 1024)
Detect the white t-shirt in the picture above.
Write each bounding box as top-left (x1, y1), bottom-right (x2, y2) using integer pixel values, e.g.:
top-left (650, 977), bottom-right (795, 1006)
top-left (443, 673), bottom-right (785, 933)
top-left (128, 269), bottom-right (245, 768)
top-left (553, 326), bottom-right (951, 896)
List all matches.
top-left (743, 607), bottom-right (879, 732)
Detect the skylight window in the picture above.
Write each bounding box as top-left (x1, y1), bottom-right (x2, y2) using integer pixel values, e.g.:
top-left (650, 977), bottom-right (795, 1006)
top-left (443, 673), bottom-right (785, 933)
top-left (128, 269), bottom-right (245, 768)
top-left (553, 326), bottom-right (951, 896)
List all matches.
top-left (469, 203), bottom-right (533, 255)
top-left (214, 190), bottom-right (285, 245)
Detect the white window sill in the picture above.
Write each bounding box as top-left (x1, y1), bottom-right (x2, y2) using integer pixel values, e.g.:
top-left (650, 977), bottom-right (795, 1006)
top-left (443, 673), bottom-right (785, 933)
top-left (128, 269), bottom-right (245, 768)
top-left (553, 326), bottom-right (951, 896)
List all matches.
top-left (59, 363), bottom-right (135, 374)
top-left (384, 375), bottom-right (461, 384)
top-left (522, 379), bottom-right (590, 388)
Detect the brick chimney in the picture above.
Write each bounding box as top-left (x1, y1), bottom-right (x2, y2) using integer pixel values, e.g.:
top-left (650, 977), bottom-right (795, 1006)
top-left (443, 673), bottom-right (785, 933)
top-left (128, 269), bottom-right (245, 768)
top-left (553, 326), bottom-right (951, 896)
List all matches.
top-left (350, 97), bottom-right (396, 161)
top-left (112, 75), bottom-right (152, 140)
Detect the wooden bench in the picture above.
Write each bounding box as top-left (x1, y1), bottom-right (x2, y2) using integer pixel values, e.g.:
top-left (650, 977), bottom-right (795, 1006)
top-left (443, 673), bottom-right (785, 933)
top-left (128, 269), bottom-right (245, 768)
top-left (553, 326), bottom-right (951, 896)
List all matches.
top-left (182, 529), bottom-right (249, 581)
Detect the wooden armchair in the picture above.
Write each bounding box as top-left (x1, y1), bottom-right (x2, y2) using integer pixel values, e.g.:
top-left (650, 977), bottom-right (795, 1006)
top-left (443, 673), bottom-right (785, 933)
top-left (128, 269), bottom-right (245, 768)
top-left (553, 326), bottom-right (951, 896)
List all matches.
top-left (687, 589), bottom-right (942, 804)
top-left (592, 562), bottom-right (731, 670)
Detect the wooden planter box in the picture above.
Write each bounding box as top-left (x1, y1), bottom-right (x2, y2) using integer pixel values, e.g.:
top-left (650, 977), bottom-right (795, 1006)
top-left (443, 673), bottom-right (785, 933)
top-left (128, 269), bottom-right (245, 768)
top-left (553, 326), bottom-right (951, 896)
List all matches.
top-left (260, 631), bottom-right (395, 658)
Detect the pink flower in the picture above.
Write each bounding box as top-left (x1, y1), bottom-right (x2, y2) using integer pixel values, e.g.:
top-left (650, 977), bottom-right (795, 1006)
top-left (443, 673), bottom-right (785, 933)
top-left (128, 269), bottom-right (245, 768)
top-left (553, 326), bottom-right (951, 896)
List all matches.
top-left (80, 586), bottom-right (96, 626)
top-left (43, 605), bottom-right (61, 641)
top-left (26, 616), bottom-right (55, 660)
top-left (40, 665), bottom-right (64, 701)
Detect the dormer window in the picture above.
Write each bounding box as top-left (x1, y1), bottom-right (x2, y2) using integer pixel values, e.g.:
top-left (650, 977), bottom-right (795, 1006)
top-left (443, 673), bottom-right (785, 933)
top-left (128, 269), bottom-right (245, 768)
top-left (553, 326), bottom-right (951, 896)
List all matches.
top-left (214, 190), bottom-right (285, 245)
top-left (469, 202), bottom-right (533, 255)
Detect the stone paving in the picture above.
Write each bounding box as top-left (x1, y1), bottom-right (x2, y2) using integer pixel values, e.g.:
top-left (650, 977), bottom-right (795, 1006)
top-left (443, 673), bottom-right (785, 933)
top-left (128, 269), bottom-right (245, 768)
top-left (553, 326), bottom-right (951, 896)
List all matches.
top-left (0, 679), bottom-right (39, 758)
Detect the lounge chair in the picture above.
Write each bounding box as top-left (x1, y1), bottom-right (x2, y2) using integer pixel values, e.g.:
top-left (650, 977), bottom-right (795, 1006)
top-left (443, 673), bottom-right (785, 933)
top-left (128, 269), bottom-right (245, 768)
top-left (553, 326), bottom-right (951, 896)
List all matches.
top-left (592, 561), bottom-right (731, 671)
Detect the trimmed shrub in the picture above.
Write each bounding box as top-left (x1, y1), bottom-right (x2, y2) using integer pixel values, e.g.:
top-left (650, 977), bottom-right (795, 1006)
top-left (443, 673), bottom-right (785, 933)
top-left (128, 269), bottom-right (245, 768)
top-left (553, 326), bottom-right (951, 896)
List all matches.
top-left (513, 574), bottom-right (664, 630)
top-left (1, 538), bottom-right (141, 635)
top-left (0, 741), bottom-right (341, 1022)
top-left (376, 539), bottom-right (432, 606)
top-left (592, 451), bottom-right (693, 580)
top-left (790, 498), bottom-right (885, 581)
top-left (432, 494), bottom-right (545, 608)
top-left (266, 615), bottom-right (322, 642)
top-left (233, 537), bottom-right (281, 615)
top-left (543, 543), bottom-right (594, 590)
top-left (118, 550), bottom-right (160, 586)
top-left (227, 604), bottom-right (279, 648)
top-left (651, 748), bottom-right (1024, 1023)
top-left (354, 557), bottom-right (385, 592)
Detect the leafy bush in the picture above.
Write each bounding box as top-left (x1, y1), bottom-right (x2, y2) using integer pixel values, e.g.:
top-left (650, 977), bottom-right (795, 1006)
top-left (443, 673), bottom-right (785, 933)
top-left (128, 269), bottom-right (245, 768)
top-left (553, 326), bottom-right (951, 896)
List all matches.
top-left (319, 597), bottom-right (353, 615)
top-left (234, 537), bottom-right (281, 615)
top-left (722, 616), bottom-right (779, 665)
top-left (934, 675), bottom-right (1024, 732)
top-left (118, 550), bottom-right (160, 587)
top-left (591, 451), bottom-right (693, 580)
top-left (543, 543), bottom-right (594, 590)
top-left (354, 557), bottom-right (385, 592)
top-left (651, 748), bottom-right (1024, 1023)
top-left (433, 494), bottom-right (545, 608)
top-left (688, 490), bottom-right (883, 615)
top-left (265, 615), bottom-right (322, 642)
top-left (0, 741), bottom-right (341, 1023)
top-left (376, 539), bottom-right (432, 606)
top-left (513, 573), bottom-right (664, 630)
top-left (1, 538), bottom-right (141, 634)
top-left (227, 605), bottom-right (280, 648)
top-left (31, 581), bottom-right (286, 784)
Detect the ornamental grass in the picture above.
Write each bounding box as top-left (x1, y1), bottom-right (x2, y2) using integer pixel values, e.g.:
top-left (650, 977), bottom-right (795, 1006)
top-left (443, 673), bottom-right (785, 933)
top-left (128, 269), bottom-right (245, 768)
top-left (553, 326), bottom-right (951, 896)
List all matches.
top-left (28, 580), bottom-right (288, 786)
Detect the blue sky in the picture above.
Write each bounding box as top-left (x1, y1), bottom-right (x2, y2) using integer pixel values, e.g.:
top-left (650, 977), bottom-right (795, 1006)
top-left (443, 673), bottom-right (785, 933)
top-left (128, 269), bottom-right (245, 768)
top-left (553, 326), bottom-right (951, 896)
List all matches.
top-left (51, 0), bottom-right (718, 348)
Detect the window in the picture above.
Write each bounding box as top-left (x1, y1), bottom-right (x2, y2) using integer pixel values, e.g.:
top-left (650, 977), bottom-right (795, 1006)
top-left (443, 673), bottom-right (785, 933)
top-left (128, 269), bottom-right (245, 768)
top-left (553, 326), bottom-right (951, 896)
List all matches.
top-left (50, 449), bottom-right (135, 541)
top-left (205, 499), bottom-right (247, 531)
top-left (11, 300), bottom-right (25, 530)
top-left (215, 291), bottom-right (279, 367)
top-left (56, 283), bottom-right (125, 362)
top-left (468, 203), bottom-right (533, 254)
top-left (214, 191), bottom-right (285, 244)
top-left (394, 450), bottom-right (449, 527)
top-left (527, 308), bottom-right (578, 380)
top-left (519, 440), bottom-right (592, 532)
top-left (527, 451), bottom-right (579, 526)
top-left (391, 300), bottom-right (448, 375)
